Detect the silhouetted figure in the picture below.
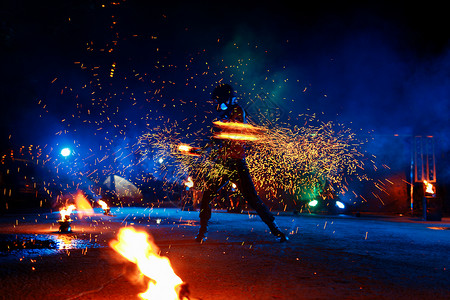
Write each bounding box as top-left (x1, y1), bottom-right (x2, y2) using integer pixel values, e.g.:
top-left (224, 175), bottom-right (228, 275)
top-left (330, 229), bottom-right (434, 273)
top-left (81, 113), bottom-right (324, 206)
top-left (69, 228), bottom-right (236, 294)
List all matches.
top-left (196, 83), bottom-right (288, 242)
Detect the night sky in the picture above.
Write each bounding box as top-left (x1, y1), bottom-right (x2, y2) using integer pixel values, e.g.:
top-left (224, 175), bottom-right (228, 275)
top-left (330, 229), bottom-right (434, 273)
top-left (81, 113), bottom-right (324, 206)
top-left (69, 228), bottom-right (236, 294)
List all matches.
top-left (0, 1), bottom-right (449, 177)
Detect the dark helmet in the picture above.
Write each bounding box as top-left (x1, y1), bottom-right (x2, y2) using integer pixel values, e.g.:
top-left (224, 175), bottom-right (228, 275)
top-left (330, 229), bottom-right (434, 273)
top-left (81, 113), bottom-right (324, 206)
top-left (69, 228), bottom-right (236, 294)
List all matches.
top-left (211, 83), bottom-right (234, 103)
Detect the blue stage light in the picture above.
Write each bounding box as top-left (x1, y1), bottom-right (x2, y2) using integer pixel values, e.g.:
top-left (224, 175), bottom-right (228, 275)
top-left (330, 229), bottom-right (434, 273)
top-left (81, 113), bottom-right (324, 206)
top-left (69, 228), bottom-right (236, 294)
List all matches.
top-left (308, 199), bottom-right (318, 207)
top-left (61, 147), bottom-right (71, 157)
top-left (336, 201), bottom-right (345, 209)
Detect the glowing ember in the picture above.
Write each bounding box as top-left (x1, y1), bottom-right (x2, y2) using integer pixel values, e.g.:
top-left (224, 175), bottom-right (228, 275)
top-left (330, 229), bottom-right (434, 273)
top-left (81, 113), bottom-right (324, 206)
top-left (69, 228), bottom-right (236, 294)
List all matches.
top-left (110, 227), bottom-right (188, 300)
top-left (59, 204), bottom-right (76, 221)
top-left (423, 180), bottom-right (435, 195)
top-left (184, 177), bottom-right (194, 188)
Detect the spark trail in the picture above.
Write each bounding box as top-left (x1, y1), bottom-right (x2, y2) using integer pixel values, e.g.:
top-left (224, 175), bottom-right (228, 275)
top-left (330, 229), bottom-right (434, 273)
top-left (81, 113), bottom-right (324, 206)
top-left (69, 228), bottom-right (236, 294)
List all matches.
top-left (139, 114), bottom-right (371, 210)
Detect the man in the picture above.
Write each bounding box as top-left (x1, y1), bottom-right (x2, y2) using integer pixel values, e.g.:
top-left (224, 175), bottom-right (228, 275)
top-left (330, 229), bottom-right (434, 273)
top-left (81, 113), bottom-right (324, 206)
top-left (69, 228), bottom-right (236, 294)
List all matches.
top-left (196, 83), bottom-right (288, 242)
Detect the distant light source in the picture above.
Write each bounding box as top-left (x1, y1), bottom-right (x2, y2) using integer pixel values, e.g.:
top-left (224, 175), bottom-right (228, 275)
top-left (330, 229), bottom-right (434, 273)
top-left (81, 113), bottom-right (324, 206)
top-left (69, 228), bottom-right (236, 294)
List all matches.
top-left (158, 158), bottom-right (164, 163)
top-left (60, 148), bottom-right (71, 157)
top-left (336, 201), bottom-right (345, 209)
top-left (308, 200), bottom-right (318, 207)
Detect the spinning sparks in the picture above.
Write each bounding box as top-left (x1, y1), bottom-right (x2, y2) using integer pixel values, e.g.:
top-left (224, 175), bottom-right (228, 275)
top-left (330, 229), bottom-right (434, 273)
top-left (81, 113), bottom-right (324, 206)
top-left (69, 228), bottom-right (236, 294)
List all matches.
top-left (213, 132), bottom-right (259, 141)
top-left (140, 114), bottom-right (369, 211)
top-left (212, 121), bottom-right (263, 131)
top-left (246, 119), bottom-right (367, 204)
top-left (110, 227), bottom-right (188, 300)
top-left (213, 121), bottom-right (264, 141)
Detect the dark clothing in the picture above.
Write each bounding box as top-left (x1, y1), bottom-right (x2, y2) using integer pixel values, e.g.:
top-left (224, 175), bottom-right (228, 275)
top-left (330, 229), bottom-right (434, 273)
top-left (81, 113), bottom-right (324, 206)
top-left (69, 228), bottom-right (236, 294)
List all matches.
top-left (199, 102), bottom-right (276, 230)
top-left (215, 104), bottom-right (246, 160)
top-left (196, 88), bottom-right (287, 242)
top-left (199, 158), bottom-right (275, 227)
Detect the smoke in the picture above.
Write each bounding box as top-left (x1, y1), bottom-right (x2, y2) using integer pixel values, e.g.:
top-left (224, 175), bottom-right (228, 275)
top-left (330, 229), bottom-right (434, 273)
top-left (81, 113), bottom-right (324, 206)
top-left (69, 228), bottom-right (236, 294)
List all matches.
top-left (218, 7), bottom-right (449, 191)
top-left (404, 49), bottom-right (450, 140)
top-left (304, 20), bottom-right (450, 185)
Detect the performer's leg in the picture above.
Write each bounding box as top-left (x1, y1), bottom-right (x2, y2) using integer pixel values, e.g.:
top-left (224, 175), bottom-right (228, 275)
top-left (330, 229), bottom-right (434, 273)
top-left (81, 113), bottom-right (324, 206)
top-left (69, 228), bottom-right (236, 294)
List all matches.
top-left (196, 188), bottom-right (213, 242)
top-left (196, 175), bottom-right (226, 242)
top-left (234, 159), bottom-right (288, 242)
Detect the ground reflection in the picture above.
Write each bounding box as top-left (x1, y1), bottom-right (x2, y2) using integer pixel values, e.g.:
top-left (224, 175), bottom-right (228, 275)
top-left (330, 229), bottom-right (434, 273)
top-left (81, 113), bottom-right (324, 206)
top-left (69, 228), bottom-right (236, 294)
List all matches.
top-left (0, 233), bottom-right (101, 260)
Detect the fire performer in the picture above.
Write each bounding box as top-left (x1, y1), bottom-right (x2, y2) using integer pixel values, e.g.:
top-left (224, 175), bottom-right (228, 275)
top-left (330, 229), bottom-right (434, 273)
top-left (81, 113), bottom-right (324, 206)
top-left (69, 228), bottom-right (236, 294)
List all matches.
top-left (196, 83), bottom-right (288, 242)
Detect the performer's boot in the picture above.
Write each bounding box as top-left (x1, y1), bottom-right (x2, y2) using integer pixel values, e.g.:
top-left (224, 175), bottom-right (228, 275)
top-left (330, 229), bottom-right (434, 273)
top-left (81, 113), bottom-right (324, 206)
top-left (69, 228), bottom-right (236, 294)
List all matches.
top-left (195, 221), bottom-right (208, 242)
top-left (267, 221), bottom-right (288, 242)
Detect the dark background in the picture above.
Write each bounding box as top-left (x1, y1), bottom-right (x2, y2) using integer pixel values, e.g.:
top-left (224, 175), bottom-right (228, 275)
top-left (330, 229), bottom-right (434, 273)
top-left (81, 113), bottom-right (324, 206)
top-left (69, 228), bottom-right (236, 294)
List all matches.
top-left (0, 0), bottom-right (448, 212)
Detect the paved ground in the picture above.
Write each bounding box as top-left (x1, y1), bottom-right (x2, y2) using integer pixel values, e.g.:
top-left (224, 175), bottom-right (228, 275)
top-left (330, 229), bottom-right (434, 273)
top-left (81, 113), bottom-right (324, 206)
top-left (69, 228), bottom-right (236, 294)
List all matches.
top-left (0, 207), bottom-right (449, 299)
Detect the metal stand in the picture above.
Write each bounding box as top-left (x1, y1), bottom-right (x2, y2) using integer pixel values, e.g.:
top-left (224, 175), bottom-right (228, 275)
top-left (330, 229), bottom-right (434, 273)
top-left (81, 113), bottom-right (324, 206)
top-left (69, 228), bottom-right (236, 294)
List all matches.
top-left (422, 196), bottom-right (442, 221)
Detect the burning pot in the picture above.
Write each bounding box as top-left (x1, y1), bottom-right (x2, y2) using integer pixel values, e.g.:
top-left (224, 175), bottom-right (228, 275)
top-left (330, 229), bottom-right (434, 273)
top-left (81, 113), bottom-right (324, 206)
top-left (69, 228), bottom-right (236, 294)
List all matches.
top-left (98, 200), bottom-right (112, 215)
top-left (422, 180), bottom-right (442, 221)
top-left (58, 204), bottom-right (76, 233)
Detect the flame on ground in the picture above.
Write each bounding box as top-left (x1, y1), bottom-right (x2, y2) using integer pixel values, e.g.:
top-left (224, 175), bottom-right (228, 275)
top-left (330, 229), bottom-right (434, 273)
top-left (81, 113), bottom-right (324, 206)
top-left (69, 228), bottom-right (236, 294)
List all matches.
top-left (74, 190), bottom-right (94, 218)
top-left (178, 144), bottom-right (193, 153)
top-left (110, 227), bottom-right (186, 300)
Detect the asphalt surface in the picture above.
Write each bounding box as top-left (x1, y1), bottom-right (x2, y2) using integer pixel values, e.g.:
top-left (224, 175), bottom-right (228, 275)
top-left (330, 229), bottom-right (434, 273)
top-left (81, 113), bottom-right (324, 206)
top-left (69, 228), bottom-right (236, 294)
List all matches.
top-left (0, 207), bottom-right (449, 299)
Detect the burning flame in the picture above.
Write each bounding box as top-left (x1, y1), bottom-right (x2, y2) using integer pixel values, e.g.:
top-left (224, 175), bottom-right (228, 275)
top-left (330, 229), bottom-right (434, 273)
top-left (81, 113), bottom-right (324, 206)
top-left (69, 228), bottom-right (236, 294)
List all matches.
top-left (110, 227), bottom-right (186, 300)
top-left (213, 132), bottom-right (259, 141)
top-left (74, 191), bottom-right (94, 218)
top-left (98, 199), bottom-right (109, 210)
top-left (59, 204), bottom-right (76, 221)
top-left (212, 121), bottom-right (262, 131)
top-left (212, 121), bottom-right (264, 141)
top-left (178, 144), bottom-right (192, 152)
top-left (423, 180), bottom-right (435, 195)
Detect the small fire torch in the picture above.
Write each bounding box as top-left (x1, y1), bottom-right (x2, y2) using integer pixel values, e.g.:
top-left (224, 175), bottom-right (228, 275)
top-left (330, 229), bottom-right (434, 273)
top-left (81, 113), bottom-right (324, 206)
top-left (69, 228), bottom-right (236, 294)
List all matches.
top-left (110, 227), bottom-right (192, 300)
top-left (98, 200), bottom-right (111, 215)
top-left (58, 204), bottom-right (76, 233)
top-left (422, 180), bottom-right (442, 221)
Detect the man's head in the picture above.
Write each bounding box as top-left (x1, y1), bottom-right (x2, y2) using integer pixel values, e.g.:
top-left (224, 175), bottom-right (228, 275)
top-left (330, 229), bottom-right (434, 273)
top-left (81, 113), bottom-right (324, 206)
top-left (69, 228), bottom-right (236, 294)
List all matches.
top-left (212, 83), bottom-right (236, 111)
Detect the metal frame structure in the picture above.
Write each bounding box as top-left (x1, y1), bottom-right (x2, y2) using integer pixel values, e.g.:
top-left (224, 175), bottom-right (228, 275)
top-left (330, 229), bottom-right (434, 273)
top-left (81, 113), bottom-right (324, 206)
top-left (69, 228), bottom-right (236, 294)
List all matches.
top-left (411, 136), bottom-right (436, 215)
